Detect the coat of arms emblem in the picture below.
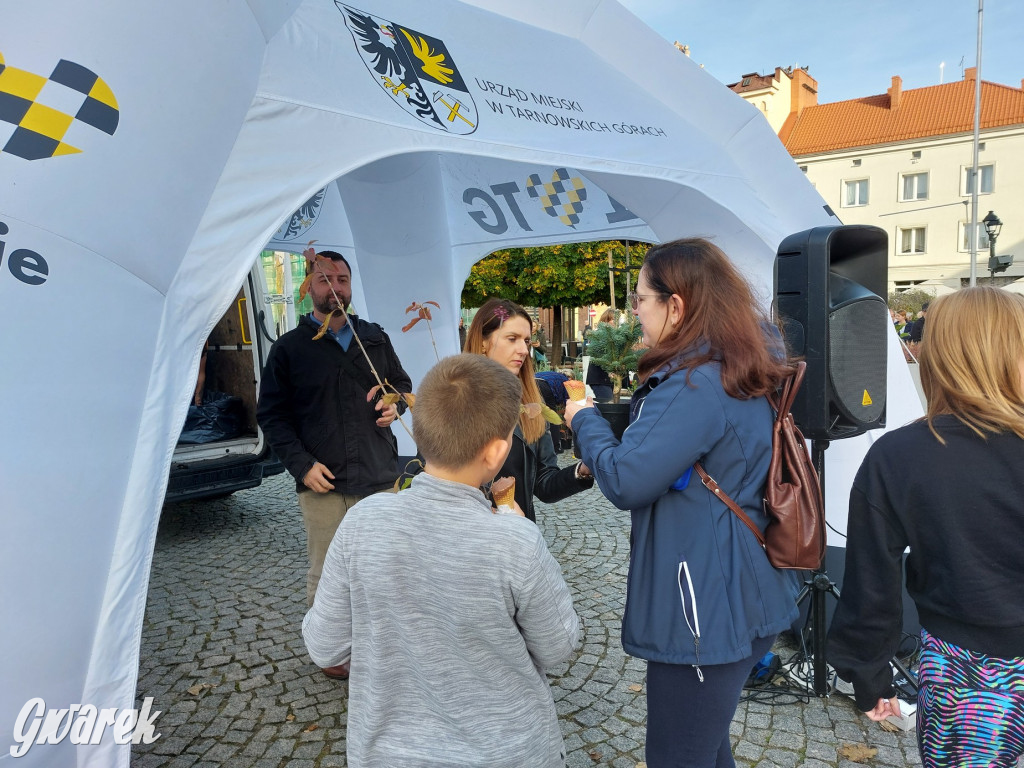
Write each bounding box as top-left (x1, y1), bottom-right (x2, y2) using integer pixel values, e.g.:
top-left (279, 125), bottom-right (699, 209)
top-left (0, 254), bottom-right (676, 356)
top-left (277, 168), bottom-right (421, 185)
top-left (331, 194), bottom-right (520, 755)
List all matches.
top-left (338, 3), bottom-right (478, 135)
top-left (273, 188), bottom-right (326, 241)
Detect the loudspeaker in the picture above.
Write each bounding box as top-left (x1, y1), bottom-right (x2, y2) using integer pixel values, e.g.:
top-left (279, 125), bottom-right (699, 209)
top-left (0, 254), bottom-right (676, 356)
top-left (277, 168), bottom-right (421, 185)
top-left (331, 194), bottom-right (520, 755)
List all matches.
top-left (775, 225), bottom-right (888, 440)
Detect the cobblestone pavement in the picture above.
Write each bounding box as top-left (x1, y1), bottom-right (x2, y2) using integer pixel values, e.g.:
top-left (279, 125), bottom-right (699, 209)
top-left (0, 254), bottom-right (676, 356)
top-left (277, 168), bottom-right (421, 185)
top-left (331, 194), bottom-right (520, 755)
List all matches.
top-left (134, 460), bottom-right (924, 768)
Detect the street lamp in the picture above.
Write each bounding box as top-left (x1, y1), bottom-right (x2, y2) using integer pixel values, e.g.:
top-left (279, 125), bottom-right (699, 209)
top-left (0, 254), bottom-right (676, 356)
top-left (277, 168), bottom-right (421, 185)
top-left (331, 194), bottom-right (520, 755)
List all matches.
top-left (983, 210), bottom-right (1014, 277)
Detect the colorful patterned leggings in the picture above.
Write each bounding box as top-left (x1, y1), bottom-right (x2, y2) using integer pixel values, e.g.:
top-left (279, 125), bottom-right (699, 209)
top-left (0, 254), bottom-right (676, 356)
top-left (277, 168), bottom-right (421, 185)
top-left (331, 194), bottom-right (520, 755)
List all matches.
top-left (917, 628), bottom-right (1024, 768)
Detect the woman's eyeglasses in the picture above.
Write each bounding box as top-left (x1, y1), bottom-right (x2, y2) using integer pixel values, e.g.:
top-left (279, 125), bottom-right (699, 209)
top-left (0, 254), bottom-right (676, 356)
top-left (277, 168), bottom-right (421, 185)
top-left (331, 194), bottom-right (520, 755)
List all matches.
top-left (628, 291), bottom-right (664, 310)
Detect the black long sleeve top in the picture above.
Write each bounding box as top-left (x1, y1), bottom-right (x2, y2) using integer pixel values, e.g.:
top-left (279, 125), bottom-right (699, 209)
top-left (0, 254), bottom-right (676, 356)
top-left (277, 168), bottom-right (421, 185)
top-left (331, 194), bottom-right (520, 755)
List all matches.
top-left (827, 414), bottom-right (1024, 710)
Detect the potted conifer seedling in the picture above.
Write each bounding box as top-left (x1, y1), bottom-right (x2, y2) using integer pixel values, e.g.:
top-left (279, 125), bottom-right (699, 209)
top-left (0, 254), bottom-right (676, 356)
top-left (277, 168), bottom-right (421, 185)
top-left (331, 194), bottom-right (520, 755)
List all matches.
top-left (583, 315), bottom-right (644, 439)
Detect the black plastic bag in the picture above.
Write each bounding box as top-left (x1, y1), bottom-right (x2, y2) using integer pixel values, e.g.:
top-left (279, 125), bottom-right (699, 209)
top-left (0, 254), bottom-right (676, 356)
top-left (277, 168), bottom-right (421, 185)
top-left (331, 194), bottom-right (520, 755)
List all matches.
top-left (178, 390), bottom-right (246, 444)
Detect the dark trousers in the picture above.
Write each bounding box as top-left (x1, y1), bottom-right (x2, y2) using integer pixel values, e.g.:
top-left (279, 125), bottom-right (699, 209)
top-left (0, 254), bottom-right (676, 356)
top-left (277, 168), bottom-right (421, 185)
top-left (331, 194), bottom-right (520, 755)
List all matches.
top-left (645, 634), bottom-right (774, 768)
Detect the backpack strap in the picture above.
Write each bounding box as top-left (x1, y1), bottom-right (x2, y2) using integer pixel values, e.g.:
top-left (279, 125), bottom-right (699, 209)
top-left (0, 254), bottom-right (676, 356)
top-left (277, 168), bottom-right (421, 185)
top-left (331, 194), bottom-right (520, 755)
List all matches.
top-left (694, 456), bottom-right (766, 547)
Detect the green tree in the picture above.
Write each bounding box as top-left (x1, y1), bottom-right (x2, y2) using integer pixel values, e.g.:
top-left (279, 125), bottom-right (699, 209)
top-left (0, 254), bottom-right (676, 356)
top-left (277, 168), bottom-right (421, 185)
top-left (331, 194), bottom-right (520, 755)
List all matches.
top-left (586, 316), bottom-right (644, 403)
top-left (887, 287), bottom-right (936, 317)
top-left (462, 240), bottom-right (648, 365)
top-left (462, 240), bottom-right (647, 308)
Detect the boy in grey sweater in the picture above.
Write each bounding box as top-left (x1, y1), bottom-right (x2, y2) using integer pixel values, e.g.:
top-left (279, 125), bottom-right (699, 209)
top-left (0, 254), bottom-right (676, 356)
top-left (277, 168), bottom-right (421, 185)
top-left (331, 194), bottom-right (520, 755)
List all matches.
top-left (302, 354), bottom-right (581, 767)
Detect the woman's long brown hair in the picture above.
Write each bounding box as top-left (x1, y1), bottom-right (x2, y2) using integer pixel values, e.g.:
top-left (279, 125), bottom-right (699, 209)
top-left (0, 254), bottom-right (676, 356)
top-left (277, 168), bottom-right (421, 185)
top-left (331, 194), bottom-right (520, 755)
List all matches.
top-left (637, 238), bottom-right (793, 398)
top-left (463, 298), bottom-right (547, 444)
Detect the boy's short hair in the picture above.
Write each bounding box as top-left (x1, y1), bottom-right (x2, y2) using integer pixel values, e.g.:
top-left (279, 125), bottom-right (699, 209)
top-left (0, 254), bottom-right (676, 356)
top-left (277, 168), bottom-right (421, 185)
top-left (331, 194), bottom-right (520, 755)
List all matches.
top-left (413, 355), bottom-right (522, 469)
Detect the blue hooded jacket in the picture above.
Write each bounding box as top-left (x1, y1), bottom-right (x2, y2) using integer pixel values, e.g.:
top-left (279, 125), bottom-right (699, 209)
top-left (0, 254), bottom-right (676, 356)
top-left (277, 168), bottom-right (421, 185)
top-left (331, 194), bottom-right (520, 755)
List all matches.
top-left (573, 360), bottom-right (798, 669)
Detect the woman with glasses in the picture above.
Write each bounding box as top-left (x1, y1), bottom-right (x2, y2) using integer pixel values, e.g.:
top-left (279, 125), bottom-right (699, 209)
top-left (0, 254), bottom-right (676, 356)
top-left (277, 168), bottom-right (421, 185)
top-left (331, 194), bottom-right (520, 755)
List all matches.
top-left (829, 287), bottom-right (1024, 768)
top-left (565, 239), bottom-right (799, 768)
top-left (464, 298), bottom-right (593, 521)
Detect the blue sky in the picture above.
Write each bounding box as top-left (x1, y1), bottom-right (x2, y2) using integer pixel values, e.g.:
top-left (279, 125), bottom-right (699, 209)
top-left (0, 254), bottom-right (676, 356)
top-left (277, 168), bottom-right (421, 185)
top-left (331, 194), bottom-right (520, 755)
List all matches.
top-left (618, 0), bottom-right (1024, 104)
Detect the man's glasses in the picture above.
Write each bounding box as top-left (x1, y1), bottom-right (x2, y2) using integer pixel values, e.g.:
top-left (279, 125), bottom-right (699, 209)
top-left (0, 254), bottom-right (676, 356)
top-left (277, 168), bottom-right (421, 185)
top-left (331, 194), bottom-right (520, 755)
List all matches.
top-left (627, 291), bottom-right (665, 310)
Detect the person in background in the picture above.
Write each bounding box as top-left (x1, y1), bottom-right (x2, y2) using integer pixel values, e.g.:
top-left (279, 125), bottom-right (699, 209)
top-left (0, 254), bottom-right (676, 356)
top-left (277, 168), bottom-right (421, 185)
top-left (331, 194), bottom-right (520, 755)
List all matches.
top-left (565, 239), bottom-right (798, 768)
top-left (303, 354), bottom-right (580, 767)
top-left (585, 308), bottom-right (617, 402)
top-left (828, 286), bottom-right (1024, 768)
top-left (907, 302), bottom-right (929, 355)
top-left (257, 249), bottom-right (412, 680)
top-left (464, 298), bottom-right (593, 522)
top-left (458, 316), bottom-right (467, 351)
top-left (893, 310), bottom-right (912, 340)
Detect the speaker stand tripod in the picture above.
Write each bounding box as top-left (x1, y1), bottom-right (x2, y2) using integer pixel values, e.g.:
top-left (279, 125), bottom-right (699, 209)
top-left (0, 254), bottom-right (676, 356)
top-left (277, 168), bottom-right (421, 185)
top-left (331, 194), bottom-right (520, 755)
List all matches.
top-left (792, 439), bottom-right (919, 699)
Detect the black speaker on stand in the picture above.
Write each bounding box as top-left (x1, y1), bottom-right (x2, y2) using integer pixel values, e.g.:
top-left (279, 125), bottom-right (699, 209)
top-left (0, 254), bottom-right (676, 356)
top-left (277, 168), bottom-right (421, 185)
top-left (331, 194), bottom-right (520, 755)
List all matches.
top-left (774, 224), bottom-right (896, 696)
top-left (775, 225), bottom-right (889, 441)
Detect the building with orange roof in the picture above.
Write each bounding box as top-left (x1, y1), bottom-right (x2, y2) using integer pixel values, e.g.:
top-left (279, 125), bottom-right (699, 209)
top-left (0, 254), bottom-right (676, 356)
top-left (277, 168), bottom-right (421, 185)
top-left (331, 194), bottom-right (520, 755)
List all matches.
top-left (730, 67), bottom-right (1024, 294)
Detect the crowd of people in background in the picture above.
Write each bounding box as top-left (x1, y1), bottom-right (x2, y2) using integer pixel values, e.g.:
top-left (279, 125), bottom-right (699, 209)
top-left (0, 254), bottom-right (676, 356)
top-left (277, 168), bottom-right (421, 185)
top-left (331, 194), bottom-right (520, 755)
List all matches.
top-left (892, 302), bottom-right (930, 360)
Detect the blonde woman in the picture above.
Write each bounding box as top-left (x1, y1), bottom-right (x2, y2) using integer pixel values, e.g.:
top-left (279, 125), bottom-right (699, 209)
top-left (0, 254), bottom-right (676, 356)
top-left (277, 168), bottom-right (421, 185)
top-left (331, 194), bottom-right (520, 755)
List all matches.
top-left (464, 298), bottom-right (593, 521)
top-left (829, 286), bottom-right (1024, 768)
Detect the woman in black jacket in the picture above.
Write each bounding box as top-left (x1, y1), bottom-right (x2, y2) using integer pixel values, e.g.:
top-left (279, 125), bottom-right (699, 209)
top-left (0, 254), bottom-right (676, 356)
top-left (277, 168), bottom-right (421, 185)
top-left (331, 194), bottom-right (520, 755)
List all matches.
top-left (464, 299), bottom-right (593, 521)
top-left (828, 287), bottom-right (1024, 768)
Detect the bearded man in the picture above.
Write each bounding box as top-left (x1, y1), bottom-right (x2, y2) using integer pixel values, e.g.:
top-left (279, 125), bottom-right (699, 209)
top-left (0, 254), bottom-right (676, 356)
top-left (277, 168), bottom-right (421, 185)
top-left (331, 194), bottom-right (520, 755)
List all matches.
top-left (257, 250), bottom-right (412, 679)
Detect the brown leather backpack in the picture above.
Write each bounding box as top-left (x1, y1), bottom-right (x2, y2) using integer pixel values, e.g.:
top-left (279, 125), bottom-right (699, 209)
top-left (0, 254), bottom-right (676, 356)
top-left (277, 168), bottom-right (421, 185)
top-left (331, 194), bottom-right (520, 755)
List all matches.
top-left (694, 361), bottom-right (826, 570)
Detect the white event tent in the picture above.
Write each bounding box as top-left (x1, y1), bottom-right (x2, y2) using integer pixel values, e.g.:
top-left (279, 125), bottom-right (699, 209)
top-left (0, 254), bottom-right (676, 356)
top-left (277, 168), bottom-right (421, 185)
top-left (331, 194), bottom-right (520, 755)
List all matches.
top-left (0, 1), bottom-right (922, 764)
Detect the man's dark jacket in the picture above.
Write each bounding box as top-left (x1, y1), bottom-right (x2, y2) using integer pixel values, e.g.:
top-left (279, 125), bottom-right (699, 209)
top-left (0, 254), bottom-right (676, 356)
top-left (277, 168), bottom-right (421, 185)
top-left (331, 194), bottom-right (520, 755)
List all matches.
top-left (257, 314), bottom-right (413, 496)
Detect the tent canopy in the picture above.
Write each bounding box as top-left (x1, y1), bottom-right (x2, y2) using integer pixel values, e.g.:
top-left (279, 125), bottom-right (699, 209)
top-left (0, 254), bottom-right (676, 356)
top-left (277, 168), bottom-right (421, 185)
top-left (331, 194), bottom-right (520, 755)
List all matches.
top-left (0, 1), bottom-right (919, 764)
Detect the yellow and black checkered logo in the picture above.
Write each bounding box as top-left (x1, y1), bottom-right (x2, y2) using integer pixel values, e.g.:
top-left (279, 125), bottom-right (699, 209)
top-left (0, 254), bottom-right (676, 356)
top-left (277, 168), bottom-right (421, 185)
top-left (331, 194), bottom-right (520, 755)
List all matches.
top-left (526, 168), bottom-right (588, 228)
top-left (0, 50), bottom-right (119, 161)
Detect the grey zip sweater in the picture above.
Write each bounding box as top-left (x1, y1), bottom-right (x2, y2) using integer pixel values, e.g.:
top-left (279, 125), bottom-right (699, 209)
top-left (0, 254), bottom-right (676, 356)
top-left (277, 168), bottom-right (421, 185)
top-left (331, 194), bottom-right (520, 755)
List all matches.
top-left (302, 471), bottom-right (581, 767)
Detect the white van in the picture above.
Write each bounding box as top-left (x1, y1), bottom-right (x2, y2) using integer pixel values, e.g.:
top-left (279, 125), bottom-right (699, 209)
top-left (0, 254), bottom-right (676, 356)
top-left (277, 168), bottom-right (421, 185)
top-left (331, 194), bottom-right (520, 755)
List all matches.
top-left (166, 252), bottom-right (306, 502)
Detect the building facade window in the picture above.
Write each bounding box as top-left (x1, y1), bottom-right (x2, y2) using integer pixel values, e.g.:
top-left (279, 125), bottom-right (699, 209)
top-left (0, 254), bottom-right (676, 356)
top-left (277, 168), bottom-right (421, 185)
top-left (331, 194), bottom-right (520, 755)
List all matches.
top-left (900, 172), bottom-right (929, 201)
top-left (843, 178), bottom-right (869, 207)
top-left (962, 164), bottom-right (994, 195)
top-left (897, 226), bottom-right (926, 255)
top-left (893, 280), bottom-right (926, 292)
top-left (959, 221), bottom-right (992, 252)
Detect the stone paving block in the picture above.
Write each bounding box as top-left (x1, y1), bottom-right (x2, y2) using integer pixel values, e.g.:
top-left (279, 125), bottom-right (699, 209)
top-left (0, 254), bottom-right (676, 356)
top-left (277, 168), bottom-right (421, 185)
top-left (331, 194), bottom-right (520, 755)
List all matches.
top-left (573, 707), bottom-right (605, 727)
top-left (767, 729), bottom-right (805, 750)
top-left (763, 747), bottom-right (802, 768)
top-left (185, 737), bottom-right (217, 755)
top-left (132, 752), bottom-right (167, 768)
top-left (262, 737), bottom-right (296, 757)
top-left (292, 705), bottom-right (319, 722)
top-left (734, 739), bottom-right (764, 761)
top-left (562, 731), bottom-right (586, 753)
top-left (607, 734), bottom-right (640, 754)
top-left (201, 719), bottom-right (231, 738)
top-left (834, 720), bottom-right (868, 740)
top-left (743, 727), bottom-right (771, 746)
top-left (291, 741), bottom-right (325, 759)
top-left (202, 742), bottom-right (240, 762)
top-left (806, 739), bottom-right (838, 761)
top-left (162, 756), bottom-right (201, 768)
top-left (773, 713), bottom-right (805, 733)
top-left (237, 674), bottom-right (269, 692)
top-left (746, 712), bottom-right (771, 729)
top-left (873, 744), bottom-right (908, 764)
top-left (600, 717), bottom-right (629, 736)
top-left (241, 740), bottom-right (269, 758)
